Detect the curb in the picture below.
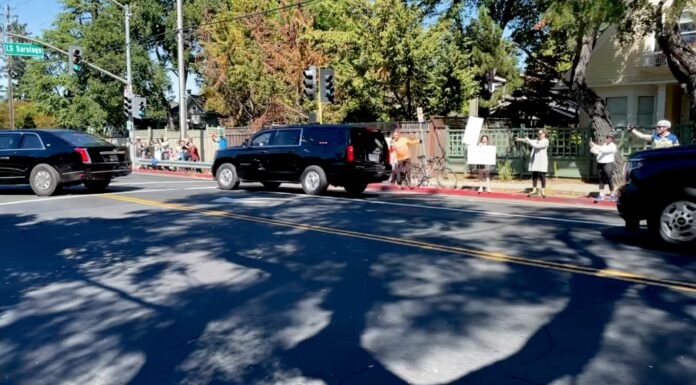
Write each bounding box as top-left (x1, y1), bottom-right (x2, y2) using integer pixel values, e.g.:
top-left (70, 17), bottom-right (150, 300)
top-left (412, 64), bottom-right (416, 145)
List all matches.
top-left (367, 184), bottom-right (617, 208)
top-left (131, 168), bottom-right (616, 208)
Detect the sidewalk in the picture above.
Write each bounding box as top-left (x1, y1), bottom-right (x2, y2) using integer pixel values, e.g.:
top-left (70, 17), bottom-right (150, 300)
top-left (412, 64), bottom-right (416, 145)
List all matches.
top-left (133, 168), bottom-right (617, 208)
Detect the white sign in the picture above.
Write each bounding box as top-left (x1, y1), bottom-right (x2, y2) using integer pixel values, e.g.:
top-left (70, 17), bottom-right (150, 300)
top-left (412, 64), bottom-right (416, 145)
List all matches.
top-left (467, 145), bottom-right (496, 165)
top-left (463, 116), bottom-right (484, 146)
top-left (417, 107), bottom-right (424, 123)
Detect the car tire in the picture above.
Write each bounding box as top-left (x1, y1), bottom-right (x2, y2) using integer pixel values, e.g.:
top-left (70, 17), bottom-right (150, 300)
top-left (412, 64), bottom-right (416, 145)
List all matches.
top-left (217, 163), bottom-right (240, 190)
top-left (300, 165), bottom-right (328, 195)
top-left (650, 197), bottom-right (696, 246)
top-left (344, 181), bottom-right (368, 196)
top-left (29, 163), bottom-right (61, 196)
top-left (262, 182), bottom-right (281, 190)
top-left (84, 179), bottom-right (111, 193)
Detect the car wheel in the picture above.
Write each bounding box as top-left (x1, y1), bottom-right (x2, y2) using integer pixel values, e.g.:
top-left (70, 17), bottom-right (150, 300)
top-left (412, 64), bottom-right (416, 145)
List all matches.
top-left (29, 163), bottom-right (61, 196)
top-left (262, 182), bottom-right (281, 190)
top-left (300, 165), bottom-right (328, 195)
top-left (84, 179), bottom-right (111, 193)
top-left (217, 163), bottom-right (240, 190)
top-left (651, 198), bottom-right (696, 246)
top-left (344, 181), bottom-right (368, 196)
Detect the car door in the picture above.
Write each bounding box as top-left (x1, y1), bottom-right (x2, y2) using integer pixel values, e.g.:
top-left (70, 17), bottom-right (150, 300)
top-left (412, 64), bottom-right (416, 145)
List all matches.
top-left (264, 128), bottom-right (303, 181)
top-left (236, 130), bottom-right (274, 181)
top-left (15, 133), bottom-right (47, 179)
top-left (0, 132), bottom-right (23, 184)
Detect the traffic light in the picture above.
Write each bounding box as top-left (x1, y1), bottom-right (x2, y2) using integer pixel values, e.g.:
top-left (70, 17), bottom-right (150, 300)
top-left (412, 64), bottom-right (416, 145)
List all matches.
top-left (303, 66), bottom-right (316, 99)
top-left (134, 96), bottom-right (147, 119)
top-left (68, 46), bottom-right (84, 75)
top-left (320, 68), bottom-right (335, 103)
top-left (123, 95), bottom-right (133, 116)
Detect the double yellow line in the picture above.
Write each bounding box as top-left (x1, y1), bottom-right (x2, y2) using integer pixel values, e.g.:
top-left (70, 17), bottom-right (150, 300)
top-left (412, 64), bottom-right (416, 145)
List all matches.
top-left (103, 194), bottom-right (696, 293)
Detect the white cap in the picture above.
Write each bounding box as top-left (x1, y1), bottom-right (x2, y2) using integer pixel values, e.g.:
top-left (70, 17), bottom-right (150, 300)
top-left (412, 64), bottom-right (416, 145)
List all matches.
top-left (656, 119), bottom-right (671, 128)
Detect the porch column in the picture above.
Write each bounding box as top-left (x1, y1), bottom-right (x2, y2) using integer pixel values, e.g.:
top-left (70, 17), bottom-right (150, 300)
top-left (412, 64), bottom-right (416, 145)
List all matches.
top-left (656, 84), bottom-right (667, 121)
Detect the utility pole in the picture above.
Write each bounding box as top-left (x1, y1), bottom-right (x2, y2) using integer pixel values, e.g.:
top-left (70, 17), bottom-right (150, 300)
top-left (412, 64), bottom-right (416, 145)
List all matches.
top-left (176, 0), bottom-right (187, 140)
top-left (108, 0), bottom-right (136, 167)
top-left (6, 5), bottom-right (14, 129)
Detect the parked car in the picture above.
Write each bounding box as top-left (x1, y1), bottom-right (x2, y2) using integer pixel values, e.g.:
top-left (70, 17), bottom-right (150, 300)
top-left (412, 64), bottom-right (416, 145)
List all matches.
top-left (617, 144), bottom-right (696, 246)
top-left (212, 124), bottom-right (391, 195)
top-left (0, 129), bottom-right (131, 196)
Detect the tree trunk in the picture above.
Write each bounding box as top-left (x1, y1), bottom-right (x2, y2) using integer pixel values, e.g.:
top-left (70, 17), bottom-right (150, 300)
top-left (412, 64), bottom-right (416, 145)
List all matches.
top-left (567, 28), bottom-right (625, 188)
top-left (655, 0), bottom-right (696, 143)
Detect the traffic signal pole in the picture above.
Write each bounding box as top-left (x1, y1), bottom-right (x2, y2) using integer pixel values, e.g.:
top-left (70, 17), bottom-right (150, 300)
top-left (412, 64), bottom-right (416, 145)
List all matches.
top-left (6, 5), bottom-right (14, 129)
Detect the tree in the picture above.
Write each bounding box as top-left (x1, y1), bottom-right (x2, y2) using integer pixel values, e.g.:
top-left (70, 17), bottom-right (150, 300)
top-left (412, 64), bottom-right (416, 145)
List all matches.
top-left (652, 0), bottom-right (696, 127)
top-left (17, 0), bottom-right (172, 132)
top-left (312, 0), bottom-right (477, 121)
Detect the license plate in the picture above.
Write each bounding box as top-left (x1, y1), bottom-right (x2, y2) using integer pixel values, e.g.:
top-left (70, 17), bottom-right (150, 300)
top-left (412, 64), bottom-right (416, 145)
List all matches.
top-left (368, 153), bottom-right (380, 162)
top-left (109, 155), bottom-right (118, 162)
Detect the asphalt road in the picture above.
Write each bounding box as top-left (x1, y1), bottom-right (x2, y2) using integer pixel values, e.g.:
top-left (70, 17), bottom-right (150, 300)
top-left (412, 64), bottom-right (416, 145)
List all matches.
top-left (1, 173), bottom-right (694, 385)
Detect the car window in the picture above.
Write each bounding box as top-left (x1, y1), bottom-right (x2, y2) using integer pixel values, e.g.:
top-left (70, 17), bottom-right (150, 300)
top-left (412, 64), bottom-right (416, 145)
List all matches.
top-left (351, 128), bottom-right (386, 154)
top-left (270, 129), bottom-right (301, 146)
top-left (304, 128), bottom-right (347, 146)
top-left (251, 131), bottom-right (273, 147)
top-left (20, 134), bottom-right (44, 149)
top-left (52, 131), bottom-right (111, 146)
top-left (0, 133), bottom-right (21, 150)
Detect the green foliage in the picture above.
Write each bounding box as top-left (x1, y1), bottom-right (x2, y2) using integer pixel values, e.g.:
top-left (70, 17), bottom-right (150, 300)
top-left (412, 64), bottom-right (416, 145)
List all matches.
top-left (496, 159), bottom-right (514, 181)
top-left (312, 0), bottom-right (477, 121)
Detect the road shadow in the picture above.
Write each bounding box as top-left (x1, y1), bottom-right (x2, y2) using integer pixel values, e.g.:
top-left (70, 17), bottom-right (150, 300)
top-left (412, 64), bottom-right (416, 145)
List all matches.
top-left (0, 189), bottom-right (694, 385)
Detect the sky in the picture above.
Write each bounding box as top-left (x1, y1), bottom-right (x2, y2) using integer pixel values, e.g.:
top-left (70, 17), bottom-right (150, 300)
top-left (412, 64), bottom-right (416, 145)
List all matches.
top-left (4, 0), bottom-right (196, 98)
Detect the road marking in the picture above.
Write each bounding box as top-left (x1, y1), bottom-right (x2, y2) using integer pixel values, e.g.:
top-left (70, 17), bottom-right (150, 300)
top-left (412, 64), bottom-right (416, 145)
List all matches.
top-left (112, 181), bottom-right (214, 186)
top-left (101, 194), bottom-right (696, 294)
top-left (260, 191), bottom-right (622, 227)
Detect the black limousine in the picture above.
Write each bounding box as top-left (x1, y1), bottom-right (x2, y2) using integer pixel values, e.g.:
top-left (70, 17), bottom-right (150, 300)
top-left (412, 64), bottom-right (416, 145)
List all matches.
top-left (0, 129), bottom-right (131, 196)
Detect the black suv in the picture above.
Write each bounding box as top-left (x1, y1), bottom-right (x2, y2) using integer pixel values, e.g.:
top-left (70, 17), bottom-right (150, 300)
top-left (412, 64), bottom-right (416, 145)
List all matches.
top-left (212, 124), bottom-right (391, 195)
top-left (617, 144), bottom-right (696, 246)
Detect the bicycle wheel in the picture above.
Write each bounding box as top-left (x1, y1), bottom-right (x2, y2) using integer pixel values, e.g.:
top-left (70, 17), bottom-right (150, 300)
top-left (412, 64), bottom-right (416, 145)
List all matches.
top-left (436, 167), bottom-right (457, 189)
top-left (410, 165), bottom-right (425, 187)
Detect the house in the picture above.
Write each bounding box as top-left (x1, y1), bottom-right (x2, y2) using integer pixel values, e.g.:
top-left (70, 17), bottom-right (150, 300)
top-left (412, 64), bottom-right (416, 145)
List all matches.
top-left (579, 11), bottom-right (696, 129)
top-left (169, 92), bottom-right (221, 130)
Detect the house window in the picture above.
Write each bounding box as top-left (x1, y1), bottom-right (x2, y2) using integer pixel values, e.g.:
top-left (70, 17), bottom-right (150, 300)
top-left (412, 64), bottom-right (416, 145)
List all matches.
top-left (637, 96), bottom-right (655, 127)
top-left (606, 97), bottom-right (628, 127)
top-left (680, 10), bottom-right (696, 47)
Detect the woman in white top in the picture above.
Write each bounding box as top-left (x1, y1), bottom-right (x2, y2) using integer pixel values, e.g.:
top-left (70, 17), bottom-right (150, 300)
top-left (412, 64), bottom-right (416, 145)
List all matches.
top-left (590, 134), bottom-right (617, 200)
top-left (515, 128), bottom-right (550, 197)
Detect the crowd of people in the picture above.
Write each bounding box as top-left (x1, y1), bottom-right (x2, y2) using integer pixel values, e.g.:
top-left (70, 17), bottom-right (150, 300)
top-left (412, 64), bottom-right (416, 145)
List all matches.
top-left (133, 136), bottom-right (202, 169)
top-left (386, 118), bottom-right (683, 199)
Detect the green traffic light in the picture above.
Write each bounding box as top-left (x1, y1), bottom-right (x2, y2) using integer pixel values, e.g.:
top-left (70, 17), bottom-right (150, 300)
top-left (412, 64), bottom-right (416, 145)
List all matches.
top-left (73, 64), bottom-right (82, 72)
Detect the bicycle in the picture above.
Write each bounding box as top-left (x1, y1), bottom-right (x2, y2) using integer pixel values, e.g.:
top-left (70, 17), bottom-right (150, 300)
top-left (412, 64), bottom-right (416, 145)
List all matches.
top-left (410, 155), bottom-right (458, 188)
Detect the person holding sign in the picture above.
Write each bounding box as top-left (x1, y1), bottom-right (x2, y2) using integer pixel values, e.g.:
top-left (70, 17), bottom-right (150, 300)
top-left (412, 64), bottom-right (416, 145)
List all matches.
top-left (515, 128), bottom-right (549, 198)
top-left (469, 135), bottom-right (495, 192)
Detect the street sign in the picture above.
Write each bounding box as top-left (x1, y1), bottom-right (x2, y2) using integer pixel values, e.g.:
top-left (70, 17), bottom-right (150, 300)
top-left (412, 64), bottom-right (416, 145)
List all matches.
top-left (4, 42), bottom-right (44, 57)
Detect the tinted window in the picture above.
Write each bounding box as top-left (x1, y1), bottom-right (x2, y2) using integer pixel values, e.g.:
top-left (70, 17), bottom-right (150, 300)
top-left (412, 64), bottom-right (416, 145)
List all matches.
top-left (0, 133), bottom-right (21, 150)
top-left (52, 131), bottom-right (111, 146)
top-left (251, 131), bottom-right (273, 147)
top-left (271, 129), bottom-right (301, 146)
top-left (20, 134), bottom-right (43, 149)
top-left (351, 128), bottom-right (386, 153)
top-left (304, 128), bottom-right (347, 146)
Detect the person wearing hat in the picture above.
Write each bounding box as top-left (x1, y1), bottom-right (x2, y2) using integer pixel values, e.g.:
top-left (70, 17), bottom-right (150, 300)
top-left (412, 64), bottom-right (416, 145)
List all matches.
top-left (590, 133), bottom-right (618, 200)
top-left (628, 119), bottom-right (680, 148)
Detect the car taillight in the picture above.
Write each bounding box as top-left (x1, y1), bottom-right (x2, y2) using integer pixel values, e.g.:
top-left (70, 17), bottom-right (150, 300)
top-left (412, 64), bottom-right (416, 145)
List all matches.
top-left (346, 145), bottom-right (354, 162)
top-left (75, 147), bottom-right (91, 163)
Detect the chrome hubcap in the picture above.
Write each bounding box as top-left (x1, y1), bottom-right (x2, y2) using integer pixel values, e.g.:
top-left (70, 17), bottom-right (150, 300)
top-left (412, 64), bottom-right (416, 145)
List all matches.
top-left (34, 170), bottom-right (52, 191)
top-left (219, 168), bottom-right (234, 185)
top-left (660, 201), bottom-right (696, 242)
top-left (305, 171), bottom-right (320, 191)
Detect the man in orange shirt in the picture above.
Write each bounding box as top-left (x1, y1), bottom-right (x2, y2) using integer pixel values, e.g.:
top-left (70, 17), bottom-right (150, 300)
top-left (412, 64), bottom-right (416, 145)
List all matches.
top-left (390, 129), bottom-right (421, 187)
